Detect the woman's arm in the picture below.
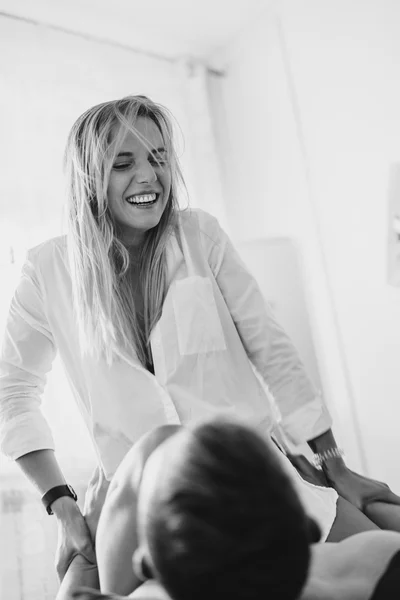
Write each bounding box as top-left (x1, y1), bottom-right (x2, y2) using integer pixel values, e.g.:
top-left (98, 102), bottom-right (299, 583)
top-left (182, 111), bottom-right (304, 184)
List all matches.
top-left (199, 211), bottom-right (331, 448)
top-left (17, 448), bottom-right (71, 495)
top-left (200, 213), bottom-right (400, 511)
top-left (0, 255), bottom-right (96, 579)
top-left (0, 257), bottom-right (57, 459)
top-left (17, 449), bottom-right (97, 580)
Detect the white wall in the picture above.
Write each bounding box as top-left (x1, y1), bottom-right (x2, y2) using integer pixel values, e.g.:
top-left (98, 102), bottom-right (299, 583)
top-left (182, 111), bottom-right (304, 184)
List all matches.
top-left (209, 0), bottom-right (400, 489)
top-left (0, 16), bottom-right (198, 247)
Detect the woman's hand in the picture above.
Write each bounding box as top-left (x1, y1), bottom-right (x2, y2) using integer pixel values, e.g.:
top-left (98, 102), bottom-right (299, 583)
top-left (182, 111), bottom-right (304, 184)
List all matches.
top-left (286, 453), bottom-right (330, 487)
top-left (308, 430), bottom-right (400, 512)
top-left (52, 497), bottom-right (97, 582)
top-left (325, 465), bottom-right (400, 511)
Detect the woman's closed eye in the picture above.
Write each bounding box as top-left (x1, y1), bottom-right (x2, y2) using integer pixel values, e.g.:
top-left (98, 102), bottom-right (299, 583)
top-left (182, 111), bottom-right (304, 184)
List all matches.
top-left (113, 162), bottom-right (133, 170)
top-left (112, 158), bottom-right (167, 171)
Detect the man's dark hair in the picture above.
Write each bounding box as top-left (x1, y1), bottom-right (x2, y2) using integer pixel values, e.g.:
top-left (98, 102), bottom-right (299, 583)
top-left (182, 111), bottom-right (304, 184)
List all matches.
top-left (146, 419), bottom-right (320, 600)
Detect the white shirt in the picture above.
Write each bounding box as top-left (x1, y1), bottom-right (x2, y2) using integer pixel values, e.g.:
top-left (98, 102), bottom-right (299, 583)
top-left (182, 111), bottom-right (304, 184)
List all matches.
top-left (0, 209), bottom-right (332, 480)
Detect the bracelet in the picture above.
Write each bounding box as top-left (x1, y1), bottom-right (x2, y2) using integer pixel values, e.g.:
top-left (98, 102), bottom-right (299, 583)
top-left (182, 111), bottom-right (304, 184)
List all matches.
top-left (313, 447), bottom-right (345, 470)
top-left (41, 484), bottom-right (78, 515)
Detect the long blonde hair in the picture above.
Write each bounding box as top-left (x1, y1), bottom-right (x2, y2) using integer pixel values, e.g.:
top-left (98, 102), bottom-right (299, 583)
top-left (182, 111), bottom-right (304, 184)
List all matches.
top-left (64, 95), bottom-right (187, 367)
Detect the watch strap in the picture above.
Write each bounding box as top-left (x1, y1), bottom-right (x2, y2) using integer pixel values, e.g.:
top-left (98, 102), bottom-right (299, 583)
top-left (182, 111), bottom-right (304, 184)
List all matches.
top-left (42, 484), bottom-right (78, 515)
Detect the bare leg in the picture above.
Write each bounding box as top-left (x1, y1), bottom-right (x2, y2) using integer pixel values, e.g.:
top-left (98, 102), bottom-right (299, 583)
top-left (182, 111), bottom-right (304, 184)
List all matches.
top-left (56, 555), bottom-right (99, 600)
top-left (364, 502), bottom-right (400, 532)
top-left (326, 496), bottom-right (380, 542)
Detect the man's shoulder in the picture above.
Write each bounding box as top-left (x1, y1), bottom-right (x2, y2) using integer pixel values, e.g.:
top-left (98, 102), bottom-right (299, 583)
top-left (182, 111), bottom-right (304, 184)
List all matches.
top-left (110, 426), bottom-right (180, 496)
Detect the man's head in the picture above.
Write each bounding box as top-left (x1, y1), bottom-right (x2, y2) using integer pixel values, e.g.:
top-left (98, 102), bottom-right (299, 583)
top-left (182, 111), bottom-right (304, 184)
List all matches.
top-left (134, 418), bottom-right (321, 600)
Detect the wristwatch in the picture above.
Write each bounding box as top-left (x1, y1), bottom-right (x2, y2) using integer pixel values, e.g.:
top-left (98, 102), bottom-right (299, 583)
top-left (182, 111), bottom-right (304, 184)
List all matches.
top-left (42, 484), bottom-right (78, 515)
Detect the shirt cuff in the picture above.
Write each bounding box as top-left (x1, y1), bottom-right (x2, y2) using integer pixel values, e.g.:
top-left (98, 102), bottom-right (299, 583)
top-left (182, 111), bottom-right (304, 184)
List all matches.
top-left (0, 412), bottom-right (55, 460)
top-left (277, 397), bottom-right (333, 451)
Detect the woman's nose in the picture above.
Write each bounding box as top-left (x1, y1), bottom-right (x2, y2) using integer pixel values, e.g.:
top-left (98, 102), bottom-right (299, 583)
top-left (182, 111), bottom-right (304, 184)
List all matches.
top-left (135, 161), bottom-right (157, 183)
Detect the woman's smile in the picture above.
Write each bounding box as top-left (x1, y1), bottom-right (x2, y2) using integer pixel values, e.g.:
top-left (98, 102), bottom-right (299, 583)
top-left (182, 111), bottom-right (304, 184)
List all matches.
top-left (125, 192), bottom-right (159, 206)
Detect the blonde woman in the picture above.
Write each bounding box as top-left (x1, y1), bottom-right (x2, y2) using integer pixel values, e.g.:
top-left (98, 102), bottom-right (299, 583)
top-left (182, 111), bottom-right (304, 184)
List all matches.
top-left (0, 95), bottom-right (399, 598)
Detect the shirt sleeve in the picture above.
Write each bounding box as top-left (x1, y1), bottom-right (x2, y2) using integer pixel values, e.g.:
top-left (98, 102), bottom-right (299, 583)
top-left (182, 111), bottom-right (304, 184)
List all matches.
top-left (198, 210), bottom-right (332, 447)
top-left (0, 252), bottom-right (56, 460)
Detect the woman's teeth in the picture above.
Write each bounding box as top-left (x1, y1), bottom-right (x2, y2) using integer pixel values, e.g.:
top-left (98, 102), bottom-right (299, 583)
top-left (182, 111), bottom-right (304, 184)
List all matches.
top-left (126, 193), bottom-right (157, 205)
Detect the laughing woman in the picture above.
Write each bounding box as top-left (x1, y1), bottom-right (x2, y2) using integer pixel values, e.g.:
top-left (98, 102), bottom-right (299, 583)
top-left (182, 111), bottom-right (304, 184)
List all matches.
top-left (0, 95), bottom-right (399, 598)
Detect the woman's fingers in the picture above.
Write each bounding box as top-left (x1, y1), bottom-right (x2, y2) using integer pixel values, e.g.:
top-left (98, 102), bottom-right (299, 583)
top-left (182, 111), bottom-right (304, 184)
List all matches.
top-left (55, 513), bottom-right (97, 582)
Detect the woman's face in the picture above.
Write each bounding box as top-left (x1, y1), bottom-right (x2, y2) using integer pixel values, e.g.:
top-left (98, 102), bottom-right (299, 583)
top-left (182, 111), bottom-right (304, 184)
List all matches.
top-left (107, 116), bottom-right (172, 247)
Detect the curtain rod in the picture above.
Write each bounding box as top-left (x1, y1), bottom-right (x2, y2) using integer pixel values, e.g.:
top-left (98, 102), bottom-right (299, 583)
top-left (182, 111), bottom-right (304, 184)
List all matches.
top-left (0, 10), bottom-right (225, 77)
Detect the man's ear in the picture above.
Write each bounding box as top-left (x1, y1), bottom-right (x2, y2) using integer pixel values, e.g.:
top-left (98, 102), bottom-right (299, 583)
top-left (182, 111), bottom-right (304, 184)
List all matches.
top-left (132, 546), bottom-right (154, 582)
top-left (307, 517), bottom-right (322, 544)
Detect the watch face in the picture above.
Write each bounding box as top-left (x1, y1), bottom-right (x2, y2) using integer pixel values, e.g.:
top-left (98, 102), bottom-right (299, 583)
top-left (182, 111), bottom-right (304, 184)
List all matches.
top-left (66, 484), bottom-right (77, 500)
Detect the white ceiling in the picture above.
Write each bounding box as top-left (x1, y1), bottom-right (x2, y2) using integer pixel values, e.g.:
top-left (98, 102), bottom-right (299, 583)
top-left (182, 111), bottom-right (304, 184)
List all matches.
top-left (0, 0), bottom-right (275, 67)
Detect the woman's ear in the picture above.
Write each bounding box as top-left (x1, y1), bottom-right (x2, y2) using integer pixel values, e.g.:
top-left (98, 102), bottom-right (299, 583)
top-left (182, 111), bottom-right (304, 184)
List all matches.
top-left (132, 546), bottom-right (154, 582)
top-left (307, 517), bottom-right (322, 544)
